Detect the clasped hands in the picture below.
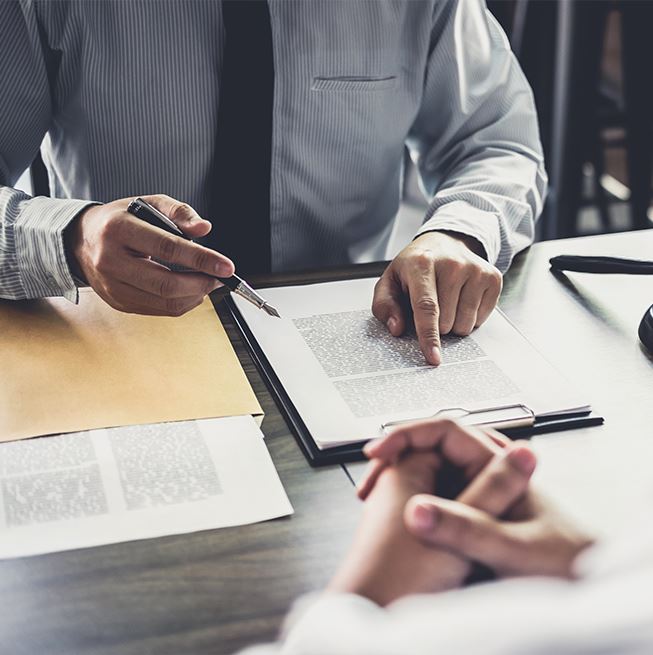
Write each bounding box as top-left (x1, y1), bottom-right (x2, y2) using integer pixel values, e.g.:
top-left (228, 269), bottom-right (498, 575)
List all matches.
top-left (328, 420), bottom-right (593, 607)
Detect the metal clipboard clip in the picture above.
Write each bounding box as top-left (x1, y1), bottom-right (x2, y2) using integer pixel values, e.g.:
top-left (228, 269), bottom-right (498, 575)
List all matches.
top-left (381, 403), bottom-right (536, 434)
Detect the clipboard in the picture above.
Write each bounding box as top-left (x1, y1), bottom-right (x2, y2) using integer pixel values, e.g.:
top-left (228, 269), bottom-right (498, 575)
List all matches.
top-left (228, 297), bottom-right (604, 467)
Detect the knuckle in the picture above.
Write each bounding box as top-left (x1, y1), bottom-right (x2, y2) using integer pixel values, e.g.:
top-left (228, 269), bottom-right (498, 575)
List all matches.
top-left (484, 468), bottom-right (513, 495)
top-left (444, 258), bottom-right (466, 276)
top-left (412, 250), bottom-right (435, 269)
top-left (467, 267), bottom-right (483, 284)
top-left (421, 328), bottom-right (441, 344)
top-left (415, 296), bottom-right (439, 315)
top-left (165, 297), bottom-right (185, 316)
top-left (373, 277), bottom-right (388, 297)
top-left (93, 247), bottom-right (113, 275)
top-left (171, 201), bottom-right (193, 222)
top-left (191, 248), bottom-right (212, 272)
top-left (496, 527), bottom-right (520, 554)
top-left (371, 297), bottom-right (390, 318)
top-left (434, 418), bottom-right (457, 432)
top-left (157, 237), bottom-right (180, 263)
top-left (488, 269), bottom-right (503, 291)
top-left (99, 216), bottom-right (122, 241)
top-left (158, 276), bottom-right (178, 298)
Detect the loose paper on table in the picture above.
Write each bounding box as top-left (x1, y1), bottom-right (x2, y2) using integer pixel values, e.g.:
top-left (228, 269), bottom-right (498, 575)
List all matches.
top-left (233, 278), bottom-right (591, 450)
top-left (0, 290), bottom-right (262, 443)
top-left (0, 415), bottom-right (292, 559)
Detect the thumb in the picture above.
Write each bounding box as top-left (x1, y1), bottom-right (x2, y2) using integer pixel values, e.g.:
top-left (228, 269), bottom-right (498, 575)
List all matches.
top-left (143, 194), bottom-right (212, 238)
top-left (372, 271), bottom-right (406, 336)
top-left (404, 494), bottom-right (517, 571)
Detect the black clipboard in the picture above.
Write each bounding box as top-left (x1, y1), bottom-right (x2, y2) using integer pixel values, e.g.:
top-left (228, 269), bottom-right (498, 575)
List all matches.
top-left (228, 298), bottom-right (604, 467)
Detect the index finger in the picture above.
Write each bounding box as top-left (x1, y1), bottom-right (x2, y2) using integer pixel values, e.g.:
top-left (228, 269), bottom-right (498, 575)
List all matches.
top-left (120, 215), bottom-right (235, 278)
top-left (456, 442), bottom-right (536, 515)
top-left (406, 264), bottom-right (441, 365)
top-left (364, 419), bottom-right (503, 477)
top-left (357, 458), bottom-right (389, 500)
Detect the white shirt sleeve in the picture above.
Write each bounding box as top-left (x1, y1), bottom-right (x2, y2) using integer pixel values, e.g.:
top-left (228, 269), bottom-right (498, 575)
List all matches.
top-left (0, 189), bottom-right (95, 302)
top-left (409, 0), bottom-right (547, 271)
top-left (237, 529), bottom-right (653, 655)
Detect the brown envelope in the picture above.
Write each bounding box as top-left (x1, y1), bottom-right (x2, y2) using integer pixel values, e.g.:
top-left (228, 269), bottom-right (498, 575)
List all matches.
top-left (0, 290), bottom-right (262, 442)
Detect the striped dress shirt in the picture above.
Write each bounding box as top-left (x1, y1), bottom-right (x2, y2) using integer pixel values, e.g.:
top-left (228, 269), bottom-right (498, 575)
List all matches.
top-left (0, 0), bottom-right (547, 302)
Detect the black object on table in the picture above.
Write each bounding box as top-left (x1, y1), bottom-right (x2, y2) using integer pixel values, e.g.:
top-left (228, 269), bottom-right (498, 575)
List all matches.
top-left (549, 253), bottom-right (653, 354)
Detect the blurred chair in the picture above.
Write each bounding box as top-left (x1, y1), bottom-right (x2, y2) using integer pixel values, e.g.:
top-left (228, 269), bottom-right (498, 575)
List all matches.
top-left (505, 0), bottom-right (653, 239)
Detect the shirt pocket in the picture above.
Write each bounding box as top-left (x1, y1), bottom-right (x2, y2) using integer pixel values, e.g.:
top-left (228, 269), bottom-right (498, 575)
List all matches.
top-left (298, 71), bottom-right (408, 220)
top-left (311, 75), bottom-right (398, 92)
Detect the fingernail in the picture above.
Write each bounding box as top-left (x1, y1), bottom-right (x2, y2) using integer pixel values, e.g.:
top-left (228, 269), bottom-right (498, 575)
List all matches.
top-left (412, 502), bottom-right (438, 532)
top-left (507, 447), bottom-right (536, 476)
top-left (387, 317), bottom-right (397, 333)
top-left (430, 347), bottom-right (441, 366)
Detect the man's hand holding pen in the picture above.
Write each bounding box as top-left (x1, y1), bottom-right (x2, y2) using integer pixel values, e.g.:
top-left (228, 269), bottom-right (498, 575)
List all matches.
top-left (64, 195), bottom-right (235, 316)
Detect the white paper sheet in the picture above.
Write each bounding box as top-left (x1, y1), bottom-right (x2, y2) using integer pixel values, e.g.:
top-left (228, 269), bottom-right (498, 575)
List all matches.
top-left (0, 415), bottom-right (292, 559)
top-left (234, 278), bottom-right (590, 449)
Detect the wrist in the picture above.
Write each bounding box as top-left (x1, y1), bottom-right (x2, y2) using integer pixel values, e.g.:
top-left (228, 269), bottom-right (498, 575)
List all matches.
top-left (414, 229), bottom-right (487, 260)
top-left (63, 205), bottom-right (98, 284)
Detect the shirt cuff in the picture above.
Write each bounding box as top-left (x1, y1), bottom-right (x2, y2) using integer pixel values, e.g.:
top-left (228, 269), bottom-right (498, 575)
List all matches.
top-left (415, 200), bottom-right (502, 266)
top-left (14, 197), bottom-right (98, 303)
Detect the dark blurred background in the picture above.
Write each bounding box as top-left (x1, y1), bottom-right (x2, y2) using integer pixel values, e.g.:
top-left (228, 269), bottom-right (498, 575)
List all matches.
top-left (401, 0), bottom-right (653, 251)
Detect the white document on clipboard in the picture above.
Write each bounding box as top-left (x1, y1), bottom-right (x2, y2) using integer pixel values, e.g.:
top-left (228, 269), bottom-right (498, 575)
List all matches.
top-left (233, 278), bottom-right (591, 450)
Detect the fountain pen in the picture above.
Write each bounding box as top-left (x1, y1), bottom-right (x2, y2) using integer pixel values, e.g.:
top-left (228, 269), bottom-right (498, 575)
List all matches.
top-left (127, 197), bottom-right (280, 318)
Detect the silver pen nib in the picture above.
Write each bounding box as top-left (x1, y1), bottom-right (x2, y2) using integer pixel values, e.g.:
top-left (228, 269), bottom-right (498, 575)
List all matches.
top-left (232, 279), bottom-right (281, 318)
top-left (262, 303), bottom-right (281, 318)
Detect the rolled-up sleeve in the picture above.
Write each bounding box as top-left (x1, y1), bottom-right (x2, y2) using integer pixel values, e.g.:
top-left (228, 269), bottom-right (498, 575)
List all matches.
top-left (0, 2), bottom-right (91, 302)
top-left (408, 0), bottom-right (547, 272)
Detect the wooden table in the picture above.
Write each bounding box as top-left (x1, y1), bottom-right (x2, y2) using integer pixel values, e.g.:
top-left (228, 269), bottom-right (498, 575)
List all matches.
top-left (1, 230), bottom-right (652, 654)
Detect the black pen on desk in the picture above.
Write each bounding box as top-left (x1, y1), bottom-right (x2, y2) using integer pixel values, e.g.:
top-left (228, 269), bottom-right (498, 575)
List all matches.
top-left (127, 197), bottom-right (280, 317)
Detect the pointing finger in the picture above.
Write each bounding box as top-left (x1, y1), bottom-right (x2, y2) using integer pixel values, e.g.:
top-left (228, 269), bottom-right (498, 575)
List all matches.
top-left (406, 261), bottom-right (441, 365)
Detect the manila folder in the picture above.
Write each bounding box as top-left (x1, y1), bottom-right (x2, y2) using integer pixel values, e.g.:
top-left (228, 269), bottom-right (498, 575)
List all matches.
top-left (0, 290), bottom-right (262, 442)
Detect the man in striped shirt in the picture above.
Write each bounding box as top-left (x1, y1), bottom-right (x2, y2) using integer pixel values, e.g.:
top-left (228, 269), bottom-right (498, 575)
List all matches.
top-left (0, 0), bottom-right (546, 364)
